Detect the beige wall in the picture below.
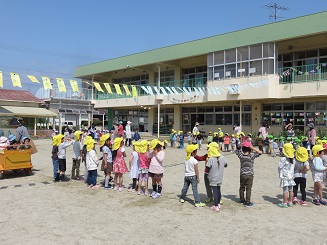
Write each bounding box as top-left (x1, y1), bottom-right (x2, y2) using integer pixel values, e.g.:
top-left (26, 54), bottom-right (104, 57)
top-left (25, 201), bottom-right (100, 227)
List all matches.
top-left (173, 105), bottom-right (182, 130)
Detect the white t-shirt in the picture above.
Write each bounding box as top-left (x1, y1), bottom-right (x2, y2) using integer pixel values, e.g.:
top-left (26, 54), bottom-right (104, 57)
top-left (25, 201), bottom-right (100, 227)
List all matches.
top-left (184, 156), bottom-right (198, 177)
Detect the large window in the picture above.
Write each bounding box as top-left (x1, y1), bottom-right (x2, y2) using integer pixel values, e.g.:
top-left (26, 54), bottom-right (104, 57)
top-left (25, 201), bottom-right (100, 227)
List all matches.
top-left (114, 109), bottom-right (148, 132)
top-left (208, 43), bottom-right (276, 80)
top-left (182, 66), bottom-right (207, 87)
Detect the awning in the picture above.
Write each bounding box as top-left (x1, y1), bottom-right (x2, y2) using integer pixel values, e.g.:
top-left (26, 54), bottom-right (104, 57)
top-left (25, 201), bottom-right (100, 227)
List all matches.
top-left (1, 106), bottom-right (58, 117)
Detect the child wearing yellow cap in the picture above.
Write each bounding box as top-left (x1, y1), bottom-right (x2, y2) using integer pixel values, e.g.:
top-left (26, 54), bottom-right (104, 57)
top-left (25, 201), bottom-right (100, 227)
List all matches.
top-left (148, 139), bottom-right (165, 199)
top-left (137, 140), bottom-right (151, 195)
top-left (311, 145), bottom-right (327, 205)
top-left (86, 139), bottom-right (100, 189)
top-left (58, 133), bottom-right (73, 182)
top-left (72, 131), bottom-right (83, 180)
top-left (205, 142), bottom-right (228, 212)
top-left (197, 132), bottom-right (204, 150)
top-left (112, 137), bottom-right (128, 191)
top-left (128, 142), bottom-right (140, 192)
top-left (51, 134), bottom-right (64, 182)
top-left (100, 134), bottom-right (113, 189)
top-left (277, 143), bottom-right (296, 208)
top-left (292, 147), bottom-right (310, 205)
top-left (180, 144), bottom-right (205, 207)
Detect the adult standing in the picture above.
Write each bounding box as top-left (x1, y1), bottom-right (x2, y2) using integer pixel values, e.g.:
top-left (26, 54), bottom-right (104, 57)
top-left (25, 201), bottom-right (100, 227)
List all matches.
top-left (233, 123), bottom-right (241, 135)
top-left (9, 118), bottom-right (30, 143)
top-left (192, 122), bottom-right (199, 135)
top-left (125, 121), bottom-right (132, 147)
top-left (307, 123), bottom-right (316, 149)
top-left (118, 121), bottom-right (123, 137)
top-left (258, 122), bottom-right (270, 154)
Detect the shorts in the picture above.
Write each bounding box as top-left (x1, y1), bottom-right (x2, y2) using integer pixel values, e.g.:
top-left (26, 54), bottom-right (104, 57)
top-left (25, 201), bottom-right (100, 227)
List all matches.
top-left (58, 159), bottom-right (66, 172)
top-left (313, 172), bottom-right (324, 183)
top-left (282, 185), bottom-right (293, 193)
top-left (149, 172), bottom-right (163, 178)
top-left (139, 173), bottom-right (149, 181)
top-left (101, 160), bottom-right (113, 175)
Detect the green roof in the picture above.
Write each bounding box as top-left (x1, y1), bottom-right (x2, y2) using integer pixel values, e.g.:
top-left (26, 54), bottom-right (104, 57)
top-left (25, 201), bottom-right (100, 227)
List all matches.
top-left (74, 11), bottom-right (327, 78)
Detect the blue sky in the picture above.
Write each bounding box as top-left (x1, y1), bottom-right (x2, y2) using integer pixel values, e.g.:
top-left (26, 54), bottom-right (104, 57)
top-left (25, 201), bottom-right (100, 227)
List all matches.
top-left (0, 0), bottom-right (326, 94)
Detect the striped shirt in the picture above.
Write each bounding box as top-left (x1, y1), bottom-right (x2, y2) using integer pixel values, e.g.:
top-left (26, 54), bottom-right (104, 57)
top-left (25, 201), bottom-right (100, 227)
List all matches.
top-left (236, 151), bottom-right (261, 176)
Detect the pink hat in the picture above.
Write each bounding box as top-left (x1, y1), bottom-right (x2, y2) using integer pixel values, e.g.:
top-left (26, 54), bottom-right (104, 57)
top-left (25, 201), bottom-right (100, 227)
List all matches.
top-left (323, 144), bottom-right (327, 151)
top-left (243, 142), bottom-right (252, 148)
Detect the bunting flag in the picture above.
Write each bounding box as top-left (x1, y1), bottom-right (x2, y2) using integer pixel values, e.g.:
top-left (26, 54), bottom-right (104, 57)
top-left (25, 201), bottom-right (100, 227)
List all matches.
top-left (146, 86), bottom-right (154, 95)
top-left (41, 76), bottom-right (52, 90)
top-left (10, 73), bottom-right (22, 88)
top-left (131, 85), bottom-right (138, 97)
top-left (153, 86), bottom-right (160, 95)
top-left (56, 78), bottom-right (66, 92)
top-left (160, 87), bottom-right (168, 96)
top-left (133, 98), bottom-right (155, 109)
top-left (70, 80), bottom-right (79, 92)
top-left (27, 75), bottom-right (40, 83)
top-left (165, 87), bottom-right (174, 95)
top-left (171, 87), bottom-right (179, 95)
top-left (114, 84), bottom-right (123, 95)
top-left (123, 84), bottom-right (131, 96)
top-left (0, 71), bottom-right (3, 87)
top-left (104, 83), bottom-right (113, 94)
top-left (193, 87), bottom-right (200, 95)
top-left (140, 86), bottom-right (150, 94)
top-left (94, 82), bottom-right (104, 92)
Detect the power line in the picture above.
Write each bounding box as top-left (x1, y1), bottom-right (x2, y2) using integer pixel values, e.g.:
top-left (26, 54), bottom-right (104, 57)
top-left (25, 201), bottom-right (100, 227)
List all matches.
top-left (0, 42), bottom-right (105, 61)
top-left (264, 2), bottom-right (289, 22)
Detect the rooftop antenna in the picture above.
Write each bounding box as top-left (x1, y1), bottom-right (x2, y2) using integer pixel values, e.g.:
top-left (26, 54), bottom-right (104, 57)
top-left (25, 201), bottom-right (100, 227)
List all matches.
top-left (265, 2), bottom-right (289, 22)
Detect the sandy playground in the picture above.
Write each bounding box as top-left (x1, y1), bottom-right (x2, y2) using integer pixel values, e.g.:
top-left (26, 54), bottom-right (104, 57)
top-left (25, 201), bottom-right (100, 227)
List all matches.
top-left (0, 139), bottom-right (327, 245)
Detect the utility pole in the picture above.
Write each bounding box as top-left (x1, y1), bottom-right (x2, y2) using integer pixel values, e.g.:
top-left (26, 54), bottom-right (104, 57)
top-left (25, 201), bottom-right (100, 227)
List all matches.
top-left (265, 2), bottom-right (289, 22)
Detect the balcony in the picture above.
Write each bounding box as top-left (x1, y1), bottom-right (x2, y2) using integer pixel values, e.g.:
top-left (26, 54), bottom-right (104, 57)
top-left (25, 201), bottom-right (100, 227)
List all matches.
top-left (279, 64), bottom-right (327, 84)
top-left (36, 87), bottom-right (93, 100)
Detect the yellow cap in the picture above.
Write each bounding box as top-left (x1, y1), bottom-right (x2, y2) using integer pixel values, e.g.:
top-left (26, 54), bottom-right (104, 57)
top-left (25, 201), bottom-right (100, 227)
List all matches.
top-left (86, 139), bottom-right (96, 152)
top-left (52, 134), bottom-right (64, 146)
top-left (139, 140), bottom-right (149, 153)
top-left (113, 137), bottom-right (124, 150)
top-left (132, 141), bottom-right (141, 152)
top-left (185, 144), bottom-right (198, 160)
top-left (150, 139), bottom-right (164, 150)
top-left (73, 131), bottom-right (83, 141)
top-left (283, 143), bottom-right (295, 158)
top-left (207, 142), bottom-right (220, 157)
top-left (296, 147), bottom-right (308, 162)
top-left (312, 144), bottom-right (325, 156)
top-left (100, 134), bottom-right (110, 146)
top-left (83, 136), bottom-right (92, 145)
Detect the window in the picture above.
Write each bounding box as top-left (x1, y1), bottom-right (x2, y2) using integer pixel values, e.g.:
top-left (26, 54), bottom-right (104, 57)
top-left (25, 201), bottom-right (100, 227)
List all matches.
top-left (214, 51), bottom-right (224, 65)
top-left (205, 114), bottom-right (214, 125)
top-left (225, 64), bottom-right (236, 78)
top-left (250, 60), bottom-right (262, 75)
top-left (216, 114), bottom-right (224, 125)
top-left (214, 66), bottom-right (224, 80)
top-left (263, 59), bottom-right (274, 74)
top-left (237, 47), bottom-right (249, 61)
top-left (250, 45), bottom-right (262, 59)
top-left (225, 49), bottom-right (236, 63)
top-left (215, 106), bottom-right (223, 112)
top-left (237, 62), bottom-right (249, 76)
top-left (316, 101), bottom-right (326, 110)
top-left (224, 106), bottom-right (232, 112)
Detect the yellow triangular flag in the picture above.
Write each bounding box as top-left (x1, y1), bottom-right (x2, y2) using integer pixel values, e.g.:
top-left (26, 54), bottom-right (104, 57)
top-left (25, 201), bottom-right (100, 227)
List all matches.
top-left (10, 73), bottom-right (22, 88)
top-left (114, 84), bottom-right (122, 95)
top-left (93, 82), bottom-right (104, 92)
top-left (123, 84), bottom-right (131, 96)
top-left (0, 71), bottom-right (3, 87)
top-left (70, 80), bottom-right (79, 92)
top-left (104, 83), bottom-right (113, 94)
top-left (42, 76), bottom-right (52, 90)
top-left (27, 75), bottom-right (40, 83)
top-left (56, 78), bottom-right (66, 92)
top-left (131, 85), bottom-right (138, 97)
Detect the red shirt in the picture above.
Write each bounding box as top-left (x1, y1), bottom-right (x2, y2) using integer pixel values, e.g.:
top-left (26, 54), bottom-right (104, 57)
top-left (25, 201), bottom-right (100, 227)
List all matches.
top-left (118, 125), bottom-right (123, 136)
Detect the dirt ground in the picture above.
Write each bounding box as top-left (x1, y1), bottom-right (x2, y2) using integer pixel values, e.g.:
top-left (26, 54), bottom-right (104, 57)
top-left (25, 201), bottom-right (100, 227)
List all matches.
top-left (1, 139), bottom-right (326, 245)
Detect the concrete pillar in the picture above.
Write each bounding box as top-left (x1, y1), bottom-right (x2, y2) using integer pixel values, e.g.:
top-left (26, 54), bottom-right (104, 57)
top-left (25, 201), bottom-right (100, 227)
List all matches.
top-left (173, 105), bottom-right (182, 130)
top-left (174, 67), bottom-right (182, 80)
top-left (34, 117), bottom-right (37, 136)
top-left (149, 71), bottom-right (155, 85)
top-left (148, 109), bottom-right (155, 134)
top-left (107, 108), bottom-right (113, 130)
top-left (251, 102), bottom-right (262, 133)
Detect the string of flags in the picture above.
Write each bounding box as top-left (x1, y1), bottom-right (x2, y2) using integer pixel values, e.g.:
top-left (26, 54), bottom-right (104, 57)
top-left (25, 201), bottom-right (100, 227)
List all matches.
top-left (133, 98), bottom-right (156, 110)
top-left (279, 63), bottom-right (327, 78)
top-left (169, 95), bottom-right (200, 104)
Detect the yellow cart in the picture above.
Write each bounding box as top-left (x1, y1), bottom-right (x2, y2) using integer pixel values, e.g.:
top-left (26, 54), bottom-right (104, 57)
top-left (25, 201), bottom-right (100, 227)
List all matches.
top-left (0, 147), bottom-right (33, 179)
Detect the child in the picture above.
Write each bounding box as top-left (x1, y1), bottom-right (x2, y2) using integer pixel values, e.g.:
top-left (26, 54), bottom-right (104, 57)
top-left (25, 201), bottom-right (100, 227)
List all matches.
top-left (137, 140), bottom-right (151, 195)
top-left (230, 134), bottom-right (236, 153)
top-left (192, 133), bottom-right (197, 145)
top-left (197, 132), bottom-right (204, 150)
top-left (129, 141), bottom-right (140, 192)
top-left (301, 136), bottom-right (310, 155)
top-left (172, 131), bottom-right (178, 148)
top-left (213, 132), bottom-right (219, 144)
top-left (205, 142), bottom-right (228, 211)
top-left (247, 133), bottom-right (252, 143)
top-left (72, 131), bottom-right (83, 180)
top-left (86, 139), bottom-right (100, 189)
top-left (310, 145), bottom-right (327, 205)
top-left (179, 131), bottom-right (185, 149)
top-left (148, 139), bottom-right (165, 199)
top-left (207, 132), bottom-right (213, 144)
top-left (187, 132), bottom-right (192, 145)
top-left (51, 134), bottom-right (63, 182)
top-left (277, 143), bottom-right (296, 208)
top-left (257, 136), bottom-right (263, 152)
top-left (100, 134), bottom-right (113, 189)
top-left (236, 142), bottom-right (262, 207)
top-left (279, 137), bottom-right (285, 157)
top-left (292, 147), bottom-right (310, 205)
top-left (133, 129), bottom-right (141, 141)
top-left (112, 137), bottom-right (128, 191)
top-left (58, 135), bottom-right (73, 181)
top-left (218, 130), bottom-right (224, 151)
top-left (82, 136), bottom-right (92, 183)
top-left (268, 135), bottom-right (274, 155)
top-left (223, 133), bottom-right (230, 152)
top-left (235, 133), bottom-right (240, 149)
top-left (272, 138), bottom-right (279, 157)
top-left (180, 144), bottom-right (205, 207)
top-left (169, 130), bottom-right (175, 147)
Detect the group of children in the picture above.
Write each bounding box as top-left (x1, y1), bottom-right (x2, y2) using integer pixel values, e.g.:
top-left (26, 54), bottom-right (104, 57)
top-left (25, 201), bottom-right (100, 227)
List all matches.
top-left (0, 134), bottom-right (31, 149)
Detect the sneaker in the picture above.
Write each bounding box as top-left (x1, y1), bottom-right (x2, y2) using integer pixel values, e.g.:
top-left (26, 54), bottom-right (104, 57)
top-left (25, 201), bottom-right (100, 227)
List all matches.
top-left (292, 197), bottom-right (299, 204)
top-left (144, 191), bottom-right (150, 196)
top-left (118, 187), bottom-right (123, 192)
top-left (137, 190), bottom-right (144, 195)
top-left (319, 199), bottom-right (327, 205)
top-left (104, 185), bottom-right (113, 189)
top-left (239, 199), bottom-right (245, 204)
top-left (114, 186), bottom-right (119, 191)
top-left (205, 198), bottom-right (213, 203)
top-left (128, 188), bottom-right (135, 192)
top-left (299, 200), bottom-right (307, 206)
top-left (87, 184), bottom-right (93, 188)
top-left (151, 191), bottom-right (157, 197)
top-left (278, 203), bottom-right (288, 208)
top-left (244, 202), bottom-right (254, 207)
top-left (210, 205), bottom-right (220, 212)
top-left (312, 199), bottom-right (321, 205)
top-left (195, 202), bottom-right (205, 207)
top-left (132, 189), bottom-right (137, 193)
top-left (287, 202), bottom-right (293, 207)
top-left (180, 199), bottom-right (185, 203)
top-left (152, 192), bottom-right (162, 199)
top-left (91, 185), bottom-right (101, 190)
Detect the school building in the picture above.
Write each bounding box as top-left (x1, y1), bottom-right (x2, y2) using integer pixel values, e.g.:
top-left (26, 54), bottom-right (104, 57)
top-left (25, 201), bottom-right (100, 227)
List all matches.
top-left (74, 11), bottom-right (327, 135)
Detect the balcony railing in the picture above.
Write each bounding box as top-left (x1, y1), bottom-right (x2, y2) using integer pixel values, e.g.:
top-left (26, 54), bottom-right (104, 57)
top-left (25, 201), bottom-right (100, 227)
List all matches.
top-left (36, 87), bottom-right (93, 100)
top-left (279, 64), bottom-right (327, 84)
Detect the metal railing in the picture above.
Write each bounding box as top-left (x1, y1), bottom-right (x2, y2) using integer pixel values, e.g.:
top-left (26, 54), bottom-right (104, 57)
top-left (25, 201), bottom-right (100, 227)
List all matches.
top-left (279, 64), bottom-right (327, 84)
top-left (36, 87), bottom-right (93, 100)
